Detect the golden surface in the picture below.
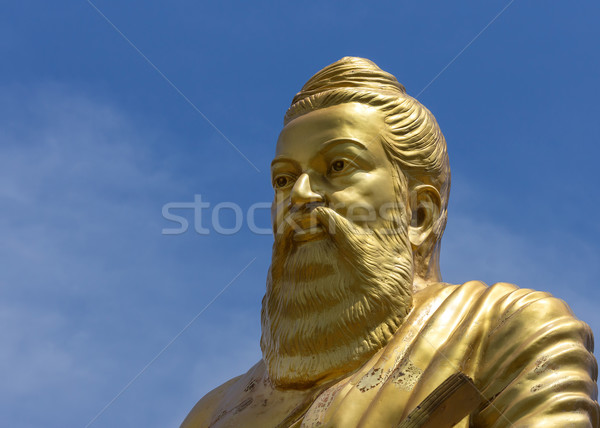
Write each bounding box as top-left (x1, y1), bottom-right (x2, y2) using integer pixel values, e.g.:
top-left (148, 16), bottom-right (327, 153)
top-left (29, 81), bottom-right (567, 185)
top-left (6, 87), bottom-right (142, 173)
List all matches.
top-left (181, 57), bottom-right (599, 427)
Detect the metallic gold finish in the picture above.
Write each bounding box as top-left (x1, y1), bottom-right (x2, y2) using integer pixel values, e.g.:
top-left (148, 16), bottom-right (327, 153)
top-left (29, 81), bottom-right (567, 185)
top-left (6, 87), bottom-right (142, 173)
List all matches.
top-left (181, 57), bottom-right (599, 427)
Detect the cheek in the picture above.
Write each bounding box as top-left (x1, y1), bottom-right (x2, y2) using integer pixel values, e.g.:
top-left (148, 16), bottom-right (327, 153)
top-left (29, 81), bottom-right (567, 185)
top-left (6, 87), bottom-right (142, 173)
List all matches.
top-left (329, 172), bottom-right (398, 225)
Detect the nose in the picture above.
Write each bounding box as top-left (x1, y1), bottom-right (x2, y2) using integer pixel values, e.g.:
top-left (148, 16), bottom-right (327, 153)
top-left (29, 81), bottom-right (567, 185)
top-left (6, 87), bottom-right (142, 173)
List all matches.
top-left (290, 173), bottom-right (323, 208)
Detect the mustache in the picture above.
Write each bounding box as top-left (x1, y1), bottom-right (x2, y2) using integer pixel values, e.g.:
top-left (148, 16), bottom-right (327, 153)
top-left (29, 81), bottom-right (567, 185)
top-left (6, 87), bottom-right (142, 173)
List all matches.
top-left (274, 205), bottom-right (377, 245)
top-left (270, 204), bottom-right (412, 291)
top-left (270, 205), bottom-right (354, 284)
top-left (274, 205), bottom-right (402, 256)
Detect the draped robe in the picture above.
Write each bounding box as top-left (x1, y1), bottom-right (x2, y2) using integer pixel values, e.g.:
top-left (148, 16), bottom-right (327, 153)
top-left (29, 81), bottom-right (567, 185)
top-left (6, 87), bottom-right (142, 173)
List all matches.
top-left (182, 281), bottom-right (599, 428)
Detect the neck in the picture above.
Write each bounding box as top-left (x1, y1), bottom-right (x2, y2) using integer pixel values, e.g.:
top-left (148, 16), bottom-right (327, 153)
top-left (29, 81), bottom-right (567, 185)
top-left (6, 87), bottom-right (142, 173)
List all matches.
top-left (412, 243), bottom-right (442, 293)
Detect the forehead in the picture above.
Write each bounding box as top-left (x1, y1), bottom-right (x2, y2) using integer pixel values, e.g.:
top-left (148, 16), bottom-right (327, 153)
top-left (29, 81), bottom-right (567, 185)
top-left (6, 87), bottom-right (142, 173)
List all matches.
top-left (275, 103), bottom-right (387, 161)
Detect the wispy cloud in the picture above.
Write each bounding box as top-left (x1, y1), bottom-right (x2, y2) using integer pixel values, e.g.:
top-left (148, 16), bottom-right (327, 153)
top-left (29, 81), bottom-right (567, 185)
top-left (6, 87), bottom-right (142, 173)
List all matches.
top-left (0, 83), bottom-right (196, 427)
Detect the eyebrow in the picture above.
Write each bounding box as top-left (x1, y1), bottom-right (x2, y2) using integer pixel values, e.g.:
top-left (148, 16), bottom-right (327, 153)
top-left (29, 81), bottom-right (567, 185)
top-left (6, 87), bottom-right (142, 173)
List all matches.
top-left (270, 139), bottom-right (369, 169)
top-left (270, 156), bottom-right (298, 169)
top-left (320, 138), bottom-right (367, 152)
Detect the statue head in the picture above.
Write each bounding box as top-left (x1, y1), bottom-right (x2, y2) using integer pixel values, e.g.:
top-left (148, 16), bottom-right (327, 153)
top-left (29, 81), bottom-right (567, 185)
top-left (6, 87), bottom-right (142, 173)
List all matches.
top-left (261, 57), bottom-right (450, 388)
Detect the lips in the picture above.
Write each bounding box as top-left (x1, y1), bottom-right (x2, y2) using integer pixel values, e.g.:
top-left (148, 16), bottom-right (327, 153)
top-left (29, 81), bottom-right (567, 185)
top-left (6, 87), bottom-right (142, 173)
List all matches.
top-left (288, 213), bottom-right (326, 243)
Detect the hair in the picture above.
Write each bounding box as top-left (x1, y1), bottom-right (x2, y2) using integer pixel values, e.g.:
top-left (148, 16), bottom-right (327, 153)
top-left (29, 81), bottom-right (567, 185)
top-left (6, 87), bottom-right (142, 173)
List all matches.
top-left (284, 57), bottom-right (450, 275)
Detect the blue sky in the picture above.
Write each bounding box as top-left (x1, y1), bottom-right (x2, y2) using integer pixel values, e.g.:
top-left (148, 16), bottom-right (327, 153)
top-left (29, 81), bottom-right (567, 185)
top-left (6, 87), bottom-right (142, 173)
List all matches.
top-left (1, 1), bottom-right (599, 427)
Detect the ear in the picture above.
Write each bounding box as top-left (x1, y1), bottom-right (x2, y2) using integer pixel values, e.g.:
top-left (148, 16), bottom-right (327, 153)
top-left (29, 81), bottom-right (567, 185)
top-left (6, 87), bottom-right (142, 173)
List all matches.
top-left (408, 185), bottom-right (442, 248)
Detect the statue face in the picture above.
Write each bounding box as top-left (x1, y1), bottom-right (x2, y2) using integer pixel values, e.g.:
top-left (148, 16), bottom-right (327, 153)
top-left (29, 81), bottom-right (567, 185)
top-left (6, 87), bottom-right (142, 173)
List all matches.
top-left (263, 104), bottom-right (415, 387)
top-left (271, 102), bottom-right (400, 240)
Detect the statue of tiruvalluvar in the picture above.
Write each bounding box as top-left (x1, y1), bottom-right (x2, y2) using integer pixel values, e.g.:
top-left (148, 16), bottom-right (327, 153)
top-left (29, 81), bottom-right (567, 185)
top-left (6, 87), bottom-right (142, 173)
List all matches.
top-left (181, 57), bottom-right (599, 428)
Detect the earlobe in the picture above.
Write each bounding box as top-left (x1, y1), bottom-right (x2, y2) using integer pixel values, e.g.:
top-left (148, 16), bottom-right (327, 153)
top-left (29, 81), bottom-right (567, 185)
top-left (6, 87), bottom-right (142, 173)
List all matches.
top-left (408, 185), bottom-right (442, 248)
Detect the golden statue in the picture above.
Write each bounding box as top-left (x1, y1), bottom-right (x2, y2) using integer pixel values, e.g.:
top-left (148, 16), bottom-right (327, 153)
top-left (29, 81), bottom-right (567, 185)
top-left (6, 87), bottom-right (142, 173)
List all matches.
top-left (181, 57), bottom-right (599, 427)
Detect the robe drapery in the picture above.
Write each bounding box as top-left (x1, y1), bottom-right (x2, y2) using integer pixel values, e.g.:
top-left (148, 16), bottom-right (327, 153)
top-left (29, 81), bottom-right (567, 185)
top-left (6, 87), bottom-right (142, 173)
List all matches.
top-left (183, 282), bottom-right (599, 428)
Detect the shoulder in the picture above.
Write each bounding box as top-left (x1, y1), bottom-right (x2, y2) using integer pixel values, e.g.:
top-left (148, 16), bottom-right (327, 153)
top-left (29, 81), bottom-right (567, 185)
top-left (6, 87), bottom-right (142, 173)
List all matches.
top-left (180, 361), bottom-right (265, 428)
top-left (180, 375), bottom-right (242, 428)
top-left (433, 281), bottom-right (599, 426)
top-left (458, 284), bottom-right (599, 426)
top-left (443, 281), bottom-right (588, 332)
top-left (477, 281), bottom-right (592, 348)
top-left (444, 281), bottom-right (594, 355)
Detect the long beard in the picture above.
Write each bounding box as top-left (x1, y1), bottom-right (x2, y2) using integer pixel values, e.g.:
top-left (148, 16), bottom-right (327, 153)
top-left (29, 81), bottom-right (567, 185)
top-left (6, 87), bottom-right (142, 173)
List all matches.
top-left (260, 206), bottom-right (413, 388)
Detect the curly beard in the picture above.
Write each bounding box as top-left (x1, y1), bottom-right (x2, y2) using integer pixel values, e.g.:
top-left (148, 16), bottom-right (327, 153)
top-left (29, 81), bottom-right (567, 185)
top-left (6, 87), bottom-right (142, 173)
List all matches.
top-left (260, 205), bottom-right (413, 388)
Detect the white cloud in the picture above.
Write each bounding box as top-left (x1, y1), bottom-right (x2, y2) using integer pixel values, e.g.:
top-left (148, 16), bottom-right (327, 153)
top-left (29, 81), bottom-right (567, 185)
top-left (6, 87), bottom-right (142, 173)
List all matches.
top-left (0, 83), bottom-right (184, 427)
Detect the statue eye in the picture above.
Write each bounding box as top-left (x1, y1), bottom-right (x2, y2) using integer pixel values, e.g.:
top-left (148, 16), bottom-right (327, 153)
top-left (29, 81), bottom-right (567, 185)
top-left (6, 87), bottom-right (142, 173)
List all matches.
top-left (274, 175), bottom-right (291, 189)
top-left (331, 159), bottom-right (346, 172)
